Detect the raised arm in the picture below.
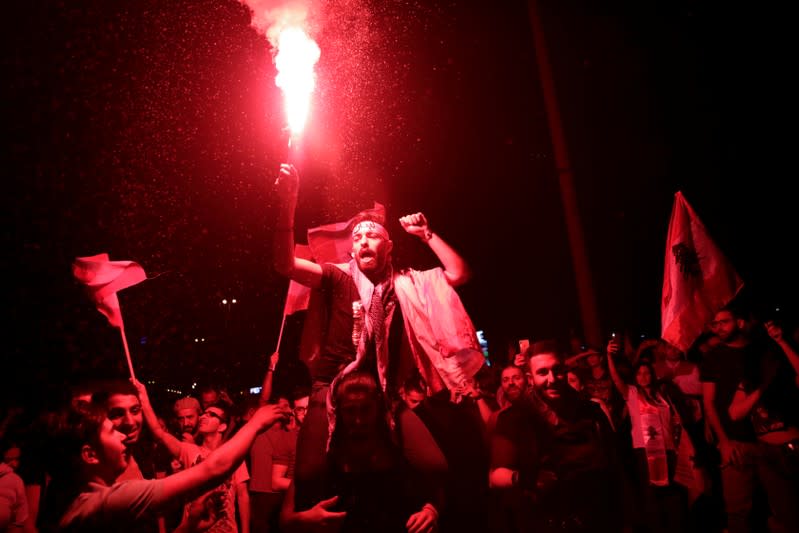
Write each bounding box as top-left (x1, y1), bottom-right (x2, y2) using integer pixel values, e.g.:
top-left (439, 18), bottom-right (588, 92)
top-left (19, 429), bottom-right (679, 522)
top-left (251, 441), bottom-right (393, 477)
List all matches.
top-left (766, 320), bottom-right (799, 384)
top-left (156, 404), bottom-right (289, 510)
top-left (273, 163), bottom-right (323, 288)
top-left (605, 339), bottom-right (628, 398)
top-left (399, 213), bottom-right (470, 286)
top-left (131, 379), bottom-right (184, 459)
top-left (259, 352), bottom-right (279, 406)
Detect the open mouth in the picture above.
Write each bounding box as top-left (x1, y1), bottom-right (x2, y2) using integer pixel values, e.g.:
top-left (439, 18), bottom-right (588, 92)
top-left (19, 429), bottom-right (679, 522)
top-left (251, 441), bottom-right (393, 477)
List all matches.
top-left (358, 250), bottom-right (376, 264)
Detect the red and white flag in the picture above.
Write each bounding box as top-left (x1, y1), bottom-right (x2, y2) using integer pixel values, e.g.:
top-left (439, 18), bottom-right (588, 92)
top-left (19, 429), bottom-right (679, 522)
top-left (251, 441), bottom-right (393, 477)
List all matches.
top-left (661, 192), bottom-right (743, 352)
top-left (282, 245), bottom-right (312, 316)
top-left (72, 254), bottom-right (147, 328)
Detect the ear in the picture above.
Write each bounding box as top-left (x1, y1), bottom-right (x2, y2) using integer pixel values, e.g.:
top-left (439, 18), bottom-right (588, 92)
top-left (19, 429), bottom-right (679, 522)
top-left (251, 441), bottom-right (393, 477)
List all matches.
top-left (218, 422), bottom-right (228, 434)
top-left (81, 444), bottom-right (100, 466)
top-left (385, 239), bottom-right (393, 254)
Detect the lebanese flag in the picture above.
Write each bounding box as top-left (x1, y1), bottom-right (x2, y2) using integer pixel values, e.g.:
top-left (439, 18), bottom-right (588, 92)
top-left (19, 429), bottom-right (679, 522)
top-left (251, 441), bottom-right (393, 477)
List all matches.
top-left (307, 202), bottom-right (386, 264)
top-left (661, 192), bottom-right (743, 352)
top-left (283, 245), bottom-right (312, 316)
top-left (72, 254), bottom-right (147, 328)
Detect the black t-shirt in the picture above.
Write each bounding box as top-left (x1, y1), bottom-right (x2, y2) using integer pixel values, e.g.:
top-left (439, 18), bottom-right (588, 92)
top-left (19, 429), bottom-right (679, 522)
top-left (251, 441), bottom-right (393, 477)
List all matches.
top-left (323, 444), bottom-right (429, 533)
top-left (740, 344), bottom-right (799, 436)
top-left (700, 343), bottom-right (761, 442)
top-left (491, 395), bottom-right (620, 528)
top-left (313, 264), bottom-right (361, 384)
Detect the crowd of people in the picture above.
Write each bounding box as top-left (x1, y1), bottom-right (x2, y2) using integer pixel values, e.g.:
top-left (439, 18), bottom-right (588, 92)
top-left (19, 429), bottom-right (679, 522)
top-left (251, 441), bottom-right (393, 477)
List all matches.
top-left (1, 163), bottom-right (798, 532)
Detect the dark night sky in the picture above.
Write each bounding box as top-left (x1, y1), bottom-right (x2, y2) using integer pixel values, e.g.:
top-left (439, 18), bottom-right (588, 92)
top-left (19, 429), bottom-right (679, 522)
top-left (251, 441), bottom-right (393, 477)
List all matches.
top-left (3, 0), bottom-right (796, 404)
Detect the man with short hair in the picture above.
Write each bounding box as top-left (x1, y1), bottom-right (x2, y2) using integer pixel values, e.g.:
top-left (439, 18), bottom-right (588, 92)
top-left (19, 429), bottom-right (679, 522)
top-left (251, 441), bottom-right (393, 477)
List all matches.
top-left (701, 307), bottom-right (782, 533)
top-left (249, 394), bottom-right (307, 533)
top-left (490, 342), bottom-right (621, 532)
top-left (273, 163), bottom-right (482, 510)
top-left (499, 364), bottom-right (528, 407)
top-left (135, 382), bottom-right (252, 533)
top-left (173, 397), bottom-right (201, 443)
top-left (92, 380), bottom-right (150, 482)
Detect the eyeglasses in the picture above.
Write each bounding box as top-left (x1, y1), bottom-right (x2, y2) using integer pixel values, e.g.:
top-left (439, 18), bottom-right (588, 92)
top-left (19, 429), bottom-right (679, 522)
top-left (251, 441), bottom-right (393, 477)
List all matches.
top-left (203, 410), bottom-right (224, 421)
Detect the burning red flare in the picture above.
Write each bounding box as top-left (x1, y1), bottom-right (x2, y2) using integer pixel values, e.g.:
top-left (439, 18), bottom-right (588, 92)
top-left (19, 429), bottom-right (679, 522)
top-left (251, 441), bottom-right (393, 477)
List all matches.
top-left (274, 27), bottom-right (320, 141)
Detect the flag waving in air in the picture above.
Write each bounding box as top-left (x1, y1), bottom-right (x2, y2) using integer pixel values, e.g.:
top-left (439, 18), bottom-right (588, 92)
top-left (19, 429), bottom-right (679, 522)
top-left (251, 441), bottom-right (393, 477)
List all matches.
top-left (72, 254), bottom-right (147, 328)
top-left (661, 192), bottom-right (743, 352)
top-left (72, 253), bottom-right (147, 378)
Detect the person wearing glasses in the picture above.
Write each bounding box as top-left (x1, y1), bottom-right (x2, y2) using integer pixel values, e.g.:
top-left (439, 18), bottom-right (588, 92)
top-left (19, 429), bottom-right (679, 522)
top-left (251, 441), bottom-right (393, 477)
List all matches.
top-left (133, 379), bottom-right (254, 533)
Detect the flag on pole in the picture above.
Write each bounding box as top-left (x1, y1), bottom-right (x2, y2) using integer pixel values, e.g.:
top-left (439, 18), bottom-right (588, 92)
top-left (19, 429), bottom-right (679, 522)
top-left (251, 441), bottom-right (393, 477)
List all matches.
top-left (661, 192), bottom-right (743, 352)
top-left (307, 202), bottom-right (386, 263)
top-left (72, 254), bottom-right (147, 328)
top-left (282, 245), bottom-right (312, 316)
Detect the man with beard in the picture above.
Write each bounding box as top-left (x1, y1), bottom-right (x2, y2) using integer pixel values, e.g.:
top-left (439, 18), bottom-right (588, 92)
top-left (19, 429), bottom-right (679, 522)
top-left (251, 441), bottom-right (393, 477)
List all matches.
top-left (273, 163), bottom-right (484, 510)
top-left (92, 380), bottom-right (152, 482)
top-left (499, 364), bottom-right (529, 407)
top-left (489, 341), bottom-right (621, 532)
top-left (701, 306), bottom-right (783, 533)
top-left (173, 397), bottom-right (202, 444)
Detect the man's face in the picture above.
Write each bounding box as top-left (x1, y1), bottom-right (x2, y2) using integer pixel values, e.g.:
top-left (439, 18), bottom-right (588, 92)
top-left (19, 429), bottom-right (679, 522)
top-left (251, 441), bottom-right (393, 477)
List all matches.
top-left (586, 353), bottom-right (602, 367)
top-left (352, 223), bottom-right (393, 275)
top-left (339, 391), bottom-right (378, 440)
top-left (175, 408), bottom-right (199, 435)
top-left (500, 366), bottom-right (527, 403)
top-left (2, 446), bottom-right (21, 472)
top-left (106, 394), bottom-right (143, 446)
top-left (198, 407), bottom-right (226, 435)
top-left (200, 391), bottom-right (219, 410)
top-left (529, 354), bottom-right (567, 403)
top-left (293, 396), bottom-right (309, 426)
top-left (710, 310), bottom-right (741, 343)
top-left (95, 418), bottom-right (130, 478)
top-left (401, 389), bottom-right (426, 410)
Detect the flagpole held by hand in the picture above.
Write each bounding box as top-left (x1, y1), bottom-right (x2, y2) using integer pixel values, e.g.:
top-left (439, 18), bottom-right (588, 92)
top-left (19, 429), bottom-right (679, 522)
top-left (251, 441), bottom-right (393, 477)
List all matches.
top-left (118, 320), bottom-right (136, 380)
top-left (72, 253), bottom-right (147, 380)
top-left (275, 313), bottom-right (288, 354)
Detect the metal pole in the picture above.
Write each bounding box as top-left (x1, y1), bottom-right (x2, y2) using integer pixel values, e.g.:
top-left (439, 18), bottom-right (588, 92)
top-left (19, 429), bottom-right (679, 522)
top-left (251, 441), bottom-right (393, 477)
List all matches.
top-left (527, 0), bottom-right (602, 347)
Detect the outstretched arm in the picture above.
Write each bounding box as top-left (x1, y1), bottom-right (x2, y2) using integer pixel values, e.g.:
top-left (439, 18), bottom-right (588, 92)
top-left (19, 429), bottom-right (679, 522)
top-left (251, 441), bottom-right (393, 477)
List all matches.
top-left (399, 212), bottom-right (470, 286)
top-left (132, 379), bottom-right (184, 459)
top-left (157, 405), bottom-right (290, 511)
top-left (605, 339), bottom-right (628, 398)
top-left (766, 321), bottom-right (799, 384)
top-left (259, 352), bottom-right (280, 406)
top-left (273, 163), bottom-right (323, 288)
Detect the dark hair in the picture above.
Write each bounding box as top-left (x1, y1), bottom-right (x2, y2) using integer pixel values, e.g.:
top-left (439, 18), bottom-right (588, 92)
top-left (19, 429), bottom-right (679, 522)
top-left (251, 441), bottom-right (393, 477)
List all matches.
top-left (632, 361), bottom-right (659, 394)
top-left (91, 379), bottom-right (138, 406)
top-left (205, 402), bottom-right (230, 425)
top-left (350, 205), bottom-right (386, 228)
top-left (330, 371), bottom-right (392, 444)
top-left (44, 402), bottom-right (107, 481)
top-left (334, 371), bottom-right (383, 406)
top-left (401, 373), bottom-right (427, 395)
